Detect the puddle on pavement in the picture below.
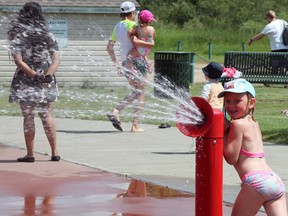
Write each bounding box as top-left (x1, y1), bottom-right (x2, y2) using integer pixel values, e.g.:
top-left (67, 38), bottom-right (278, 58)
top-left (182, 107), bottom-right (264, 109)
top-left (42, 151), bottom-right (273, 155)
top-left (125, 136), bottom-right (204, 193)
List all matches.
top-left (0, 177), bottom-right (195, 215)
top-left (118, 179), bottom-right (194, 198)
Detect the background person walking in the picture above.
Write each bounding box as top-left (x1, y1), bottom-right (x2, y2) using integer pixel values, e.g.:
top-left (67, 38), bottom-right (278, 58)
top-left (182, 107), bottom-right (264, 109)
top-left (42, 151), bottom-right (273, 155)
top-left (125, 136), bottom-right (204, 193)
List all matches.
top-left (106, 1), bottom-right (154, 132)
top-left (248, 10), bottom-right (288, 88)
top-left (248, 10), bottom-right (288, 52)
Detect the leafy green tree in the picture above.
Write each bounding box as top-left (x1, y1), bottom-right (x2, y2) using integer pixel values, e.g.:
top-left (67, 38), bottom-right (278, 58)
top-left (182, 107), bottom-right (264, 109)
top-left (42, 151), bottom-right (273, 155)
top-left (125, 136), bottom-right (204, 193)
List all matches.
top-left (164, 0), bottom-right (195, 27)
top-left (137, 0), bottom-right (287, 30)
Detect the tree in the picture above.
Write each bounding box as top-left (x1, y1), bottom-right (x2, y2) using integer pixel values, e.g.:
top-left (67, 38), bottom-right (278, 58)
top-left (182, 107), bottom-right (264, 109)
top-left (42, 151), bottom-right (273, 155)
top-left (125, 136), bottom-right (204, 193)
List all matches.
top-left (165, 0), bottom-right (195, 27)
top-left (137, 0), bottom-right (288, 30)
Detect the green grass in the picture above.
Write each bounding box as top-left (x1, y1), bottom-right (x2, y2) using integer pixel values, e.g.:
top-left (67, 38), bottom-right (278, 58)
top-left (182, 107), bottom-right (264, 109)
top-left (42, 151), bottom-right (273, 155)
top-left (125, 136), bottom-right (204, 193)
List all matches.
top-left (152, 25), bottom-right (272, 64)
top-left (1, 84), bottom-right (287, 144)
top-left (250, 85), bottom-right (288, 144)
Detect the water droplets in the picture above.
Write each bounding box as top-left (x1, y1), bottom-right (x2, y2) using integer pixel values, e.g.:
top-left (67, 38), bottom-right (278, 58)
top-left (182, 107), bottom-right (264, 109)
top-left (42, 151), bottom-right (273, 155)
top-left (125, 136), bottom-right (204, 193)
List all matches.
top-left (2, 14), bottom-right (204, 127)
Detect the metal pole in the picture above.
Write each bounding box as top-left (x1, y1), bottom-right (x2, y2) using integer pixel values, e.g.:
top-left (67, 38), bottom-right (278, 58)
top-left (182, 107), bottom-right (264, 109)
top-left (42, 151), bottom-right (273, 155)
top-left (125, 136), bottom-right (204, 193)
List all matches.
top-left (189, 52), bottom-right (195, 83)
top-left (242, 42), bottom-right (246, 51)
top-left (177, 40), bottom-right (181, 51)
top-left (208, 42), bottom-right (212, 59)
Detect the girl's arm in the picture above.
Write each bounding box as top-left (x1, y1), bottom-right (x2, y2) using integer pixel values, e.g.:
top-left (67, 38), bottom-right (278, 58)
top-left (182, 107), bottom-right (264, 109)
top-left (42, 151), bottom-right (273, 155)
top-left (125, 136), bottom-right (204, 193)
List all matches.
top-left (133, 37), bottom-right (154, 48)
top-left (152, 27), bottom-right (156, 40)
top-left (224, 120), bottom-right (243, 165)
top-left (132, 26), bottom-right (155, 48)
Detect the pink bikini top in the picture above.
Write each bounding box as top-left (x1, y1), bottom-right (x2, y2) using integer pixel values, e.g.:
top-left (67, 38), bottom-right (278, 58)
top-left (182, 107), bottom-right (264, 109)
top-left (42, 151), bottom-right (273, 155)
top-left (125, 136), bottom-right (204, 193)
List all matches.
top-left (240, 149), bottom-right (265, 158)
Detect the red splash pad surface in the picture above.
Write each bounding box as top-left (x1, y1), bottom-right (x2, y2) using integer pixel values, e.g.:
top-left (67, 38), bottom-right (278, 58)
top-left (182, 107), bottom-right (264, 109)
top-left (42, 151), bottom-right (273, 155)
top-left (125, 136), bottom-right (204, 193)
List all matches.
top-left (0, 144), bottom-right (236, 215)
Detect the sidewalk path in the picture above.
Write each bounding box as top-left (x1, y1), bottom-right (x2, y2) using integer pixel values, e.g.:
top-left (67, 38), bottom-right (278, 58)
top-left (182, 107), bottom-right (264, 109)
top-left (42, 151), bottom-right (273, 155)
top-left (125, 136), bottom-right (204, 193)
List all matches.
top-left (1, 115), bottom-right (286, 214)
top-left (0, 144), bottom-right (199, 215)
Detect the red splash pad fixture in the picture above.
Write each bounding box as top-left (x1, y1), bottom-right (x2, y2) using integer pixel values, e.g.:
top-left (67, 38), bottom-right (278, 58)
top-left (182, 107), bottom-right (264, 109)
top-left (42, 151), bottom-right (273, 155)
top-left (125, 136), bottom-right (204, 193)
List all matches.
top-left (176, 96), bottom-right (214, 137)
top-left (176, 96), bottom-right (224, 216)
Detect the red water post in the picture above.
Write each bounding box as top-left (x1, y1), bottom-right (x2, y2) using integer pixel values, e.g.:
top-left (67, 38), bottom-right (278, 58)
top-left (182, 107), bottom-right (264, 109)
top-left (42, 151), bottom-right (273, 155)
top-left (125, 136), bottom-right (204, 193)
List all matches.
top-left (195, 108), bottom-right (224, 216)
top-left (176, 97), bottom-right (224, 216)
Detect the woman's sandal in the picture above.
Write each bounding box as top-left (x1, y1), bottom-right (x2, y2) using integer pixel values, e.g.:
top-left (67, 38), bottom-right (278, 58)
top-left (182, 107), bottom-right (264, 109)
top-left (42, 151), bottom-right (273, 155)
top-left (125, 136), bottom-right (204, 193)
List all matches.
top-left (158, 123), bottom-right (171, 129)
top-left (107, 114), bottom-right (123, 132)
top-left (17, 156), bottom-right (35, 163)
top-left (50, 156), bottom-right (61, 161)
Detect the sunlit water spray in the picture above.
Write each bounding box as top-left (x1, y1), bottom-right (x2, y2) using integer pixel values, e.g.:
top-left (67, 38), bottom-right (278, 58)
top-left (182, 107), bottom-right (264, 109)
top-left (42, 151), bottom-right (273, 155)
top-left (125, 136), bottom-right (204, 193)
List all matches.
top-left (0, 56), bottom-right (204, 127)
top-left (0, 15), bottom-right (205, 127)
top-left (0, 70), bottom-right (205, 127)
top-left (143, 74), bottom-right (205, 125)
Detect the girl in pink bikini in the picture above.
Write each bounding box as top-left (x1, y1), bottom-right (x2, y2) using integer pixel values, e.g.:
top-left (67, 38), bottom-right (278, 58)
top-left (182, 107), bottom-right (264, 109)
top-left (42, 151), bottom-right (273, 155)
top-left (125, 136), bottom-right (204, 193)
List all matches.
top-left (218, 78), bottom-right (287, 215)
top-left (126, 9), bottom-right (156, 74)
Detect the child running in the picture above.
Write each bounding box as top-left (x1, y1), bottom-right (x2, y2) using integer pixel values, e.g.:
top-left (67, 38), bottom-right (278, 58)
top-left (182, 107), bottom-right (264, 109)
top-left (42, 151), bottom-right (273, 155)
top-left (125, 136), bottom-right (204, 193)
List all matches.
top-left (218, 78), bottom-right (287, 215)
top-left (126, 9), bottom-right (156, 74)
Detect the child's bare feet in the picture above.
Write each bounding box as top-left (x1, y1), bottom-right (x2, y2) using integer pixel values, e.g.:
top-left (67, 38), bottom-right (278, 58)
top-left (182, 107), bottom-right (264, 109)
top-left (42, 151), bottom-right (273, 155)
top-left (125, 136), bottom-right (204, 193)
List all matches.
top-left (131, 124), bottom-right (145, 132)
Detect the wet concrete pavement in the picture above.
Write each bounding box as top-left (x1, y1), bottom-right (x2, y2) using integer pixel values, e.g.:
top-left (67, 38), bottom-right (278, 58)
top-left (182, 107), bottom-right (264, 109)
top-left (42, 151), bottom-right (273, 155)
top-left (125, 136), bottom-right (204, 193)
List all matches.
top-left (0, 144), bottom-right (234, 216)
top-left (0, 116), bottom-right (284, 215)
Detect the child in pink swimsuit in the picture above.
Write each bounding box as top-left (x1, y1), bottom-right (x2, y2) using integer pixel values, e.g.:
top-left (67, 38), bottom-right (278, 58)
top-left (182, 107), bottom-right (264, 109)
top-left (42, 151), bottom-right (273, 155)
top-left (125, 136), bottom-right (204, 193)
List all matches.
top-left (218, 79), bottom-right (287, 215)
top-left (126, 10), bottom-right (156, 74)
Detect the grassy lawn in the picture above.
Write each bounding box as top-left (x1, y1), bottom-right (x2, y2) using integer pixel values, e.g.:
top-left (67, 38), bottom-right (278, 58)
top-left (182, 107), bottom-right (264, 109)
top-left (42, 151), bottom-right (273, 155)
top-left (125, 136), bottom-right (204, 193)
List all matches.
top-left (0, 83), bottom-right (287, 144)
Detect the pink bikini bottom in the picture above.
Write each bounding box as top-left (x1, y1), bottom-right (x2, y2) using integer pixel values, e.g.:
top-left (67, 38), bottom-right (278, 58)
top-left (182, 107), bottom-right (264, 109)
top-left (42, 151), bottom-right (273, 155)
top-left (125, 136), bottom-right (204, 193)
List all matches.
top-left (242, 170), bottom-right (286, 202)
